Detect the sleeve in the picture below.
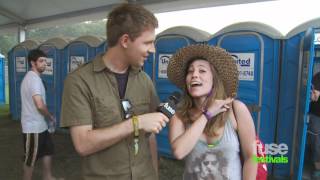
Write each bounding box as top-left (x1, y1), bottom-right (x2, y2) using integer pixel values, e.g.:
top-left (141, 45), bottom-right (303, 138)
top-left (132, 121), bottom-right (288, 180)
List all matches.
top-left (60, 75), bottom-right (93, 128)
top-left (29, 77), bottom-right (42, 97)
top-left (146, 75), bottom-right (160, 112)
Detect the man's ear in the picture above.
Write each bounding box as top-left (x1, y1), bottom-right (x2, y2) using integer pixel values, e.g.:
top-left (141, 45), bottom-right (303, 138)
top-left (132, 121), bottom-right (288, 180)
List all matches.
top-left (119, 34), bottom-right (130, 49)
top-left (30, 61), bottom-right (35, 68)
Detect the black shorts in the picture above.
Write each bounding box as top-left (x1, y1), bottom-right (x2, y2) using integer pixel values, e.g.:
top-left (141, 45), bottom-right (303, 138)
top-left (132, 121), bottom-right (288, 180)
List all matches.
top-left (23, 130), bottom-right (54, 167)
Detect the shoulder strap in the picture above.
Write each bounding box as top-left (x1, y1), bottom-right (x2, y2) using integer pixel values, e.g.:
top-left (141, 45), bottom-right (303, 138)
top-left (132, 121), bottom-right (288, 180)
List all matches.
top-left (231, 101), bottom-right (238, 128)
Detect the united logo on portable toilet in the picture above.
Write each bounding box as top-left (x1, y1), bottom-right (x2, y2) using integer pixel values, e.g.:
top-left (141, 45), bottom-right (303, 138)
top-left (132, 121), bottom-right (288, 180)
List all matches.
top-left (231, 53), bottom-right (255, 81)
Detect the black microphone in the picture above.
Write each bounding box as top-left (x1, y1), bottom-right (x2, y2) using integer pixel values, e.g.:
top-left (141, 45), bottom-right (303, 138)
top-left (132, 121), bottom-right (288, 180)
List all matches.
top-left (157, 91), bottom-right (182, 119)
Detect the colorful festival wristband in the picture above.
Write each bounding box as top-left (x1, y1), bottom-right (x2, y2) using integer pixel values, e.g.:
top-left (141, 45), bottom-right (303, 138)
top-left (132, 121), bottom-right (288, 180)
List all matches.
top-left (203, 109), bottom-right (214, 120)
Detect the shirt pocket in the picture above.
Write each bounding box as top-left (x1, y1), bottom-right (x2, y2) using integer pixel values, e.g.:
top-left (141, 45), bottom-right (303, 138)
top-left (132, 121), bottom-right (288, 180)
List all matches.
top-left (131, 98), bottom-right (151, 115)
top-left (92, 96), bottom-right (121, 128)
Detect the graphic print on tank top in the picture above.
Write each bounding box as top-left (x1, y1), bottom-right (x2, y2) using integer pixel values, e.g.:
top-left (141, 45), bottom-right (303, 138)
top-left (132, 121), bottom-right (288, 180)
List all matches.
top-left (183, 119), bottom-right (242, 180)
top-left (185, 149), bottom-right (228, 180)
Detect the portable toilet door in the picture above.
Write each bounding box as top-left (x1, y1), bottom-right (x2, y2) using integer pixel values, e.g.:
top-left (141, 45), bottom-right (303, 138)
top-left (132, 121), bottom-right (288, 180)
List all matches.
top-left (62, 35), bottom-right (102, 83)
top-left (0, 53), bottom-right (5, 105)
top-left (96, 39), bottom-right (107, 55)
top-left (61, 35), bottom-right (102, 102)
top-left (208, 22), bottom-right (283, 173)
top-left (315, 36), bottom-right (320, 75)
top-left (38, 38), bottom-right (69, 127)
top-left (8, 40), bottom-right (39, 120)
top-left (276, 24), bottom-right (317, 179)
top-left (153, 26), bottom-right (210, 157)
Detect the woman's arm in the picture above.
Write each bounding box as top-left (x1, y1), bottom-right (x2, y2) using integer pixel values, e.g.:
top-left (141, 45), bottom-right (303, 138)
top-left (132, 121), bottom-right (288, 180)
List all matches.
top-left (233, 100), bottom-right (257, 180)
top-left (169, 114), bottom-right (208, 160)
top-left (170, 98), bottom-right (234, 160)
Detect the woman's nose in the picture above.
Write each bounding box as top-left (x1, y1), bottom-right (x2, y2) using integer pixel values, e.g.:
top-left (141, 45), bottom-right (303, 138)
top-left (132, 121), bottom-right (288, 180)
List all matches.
top-left (192, 71), bottom-right (199, 78)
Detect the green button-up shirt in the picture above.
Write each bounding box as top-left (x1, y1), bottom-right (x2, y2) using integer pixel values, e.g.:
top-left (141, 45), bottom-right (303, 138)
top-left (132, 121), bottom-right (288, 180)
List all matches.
top-left (60, 54), bottom-right (160, 180)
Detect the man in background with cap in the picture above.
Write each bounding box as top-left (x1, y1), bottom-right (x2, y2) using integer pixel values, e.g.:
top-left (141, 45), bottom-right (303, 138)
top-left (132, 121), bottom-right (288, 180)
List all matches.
top-left (309, 72), bottom-right (320, 179)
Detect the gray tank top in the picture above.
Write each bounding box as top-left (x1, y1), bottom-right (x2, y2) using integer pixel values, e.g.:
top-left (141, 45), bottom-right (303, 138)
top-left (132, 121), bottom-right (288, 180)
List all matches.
top-left (183, 119), bottom-right (242, 180)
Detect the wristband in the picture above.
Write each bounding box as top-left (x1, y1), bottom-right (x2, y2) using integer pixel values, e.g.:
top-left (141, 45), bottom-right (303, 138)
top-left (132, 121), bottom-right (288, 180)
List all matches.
top-left (132, 116), bottom-right (139, 155)
top-left (132, 116), bottom-right (139, 137)
top-left (202, 109), bottom-right (214, 120)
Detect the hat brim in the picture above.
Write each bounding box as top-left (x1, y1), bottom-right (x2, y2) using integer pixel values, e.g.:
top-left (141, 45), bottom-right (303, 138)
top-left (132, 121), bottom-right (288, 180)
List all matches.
top-left (167, 44), bottom-right (239, 98)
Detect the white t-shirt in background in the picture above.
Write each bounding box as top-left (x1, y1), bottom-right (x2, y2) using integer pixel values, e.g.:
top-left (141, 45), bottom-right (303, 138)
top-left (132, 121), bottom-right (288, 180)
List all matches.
top-left (20, 71), bottom-right (48, 133)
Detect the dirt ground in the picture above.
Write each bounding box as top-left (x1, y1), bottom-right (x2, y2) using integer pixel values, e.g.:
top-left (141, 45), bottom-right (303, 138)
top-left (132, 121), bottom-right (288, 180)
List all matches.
top-left (0, 105), bottom-right (184, 180)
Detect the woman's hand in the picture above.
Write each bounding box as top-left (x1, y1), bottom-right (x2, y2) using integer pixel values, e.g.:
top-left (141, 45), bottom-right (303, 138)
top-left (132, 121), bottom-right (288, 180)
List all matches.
top-left (205, 98), bottom-right (234, 117)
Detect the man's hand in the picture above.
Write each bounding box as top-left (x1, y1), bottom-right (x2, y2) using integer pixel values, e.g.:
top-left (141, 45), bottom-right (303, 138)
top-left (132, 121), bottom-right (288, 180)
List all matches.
top-left (50, 115), bottom-right (56, 126)
top-left (138, 113), bottom-right (169, 134)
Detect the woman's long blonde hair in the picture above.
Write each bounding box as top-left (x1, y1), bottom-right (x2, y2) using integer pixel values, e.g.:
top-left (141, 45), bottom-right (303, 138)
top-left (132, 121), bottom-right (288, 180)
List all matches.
top-left (177, 59), bottom-right (228, 136)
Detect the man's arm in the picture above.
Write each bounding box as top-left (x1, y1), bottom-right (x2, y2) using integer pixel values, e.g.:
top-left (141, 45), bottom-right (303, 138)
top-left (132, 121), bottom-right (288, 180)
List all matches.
top-left (70, 112), bottom-right (168, 157)
top-left (32, 95), bottom-right (54, 121)
top-left (70, 120), bottom-right (133, 156)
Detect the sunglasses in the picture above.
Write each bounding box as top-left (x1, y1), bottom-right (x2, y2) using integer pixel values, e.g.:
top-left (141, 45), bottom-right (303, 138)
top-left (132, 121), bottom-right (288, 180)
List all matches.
top-left (121, 99), bottom-right (133, 119)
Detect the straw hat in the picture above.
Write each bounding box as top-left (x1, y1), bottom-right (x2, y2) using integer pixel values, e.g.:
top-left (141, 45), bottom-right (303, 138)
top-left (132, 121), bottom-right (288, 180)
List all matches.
top-left (167, 44), bottom-right (239, 97)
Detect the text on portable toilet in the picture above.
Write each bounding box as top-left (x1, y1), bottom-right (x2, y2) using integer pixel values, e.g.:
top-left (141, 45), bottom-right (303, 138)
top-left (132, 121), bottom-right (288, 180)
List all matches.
top-left (158, 54), bottom-right (173, 78)
top-left (43, 58), bottom-right (53, 75)
top-left (231, 53), bottom-right (255, 81)
top-left (69, 56), bottom-right (85, 73)
top-left (16, 57), bottom-right (27, 73)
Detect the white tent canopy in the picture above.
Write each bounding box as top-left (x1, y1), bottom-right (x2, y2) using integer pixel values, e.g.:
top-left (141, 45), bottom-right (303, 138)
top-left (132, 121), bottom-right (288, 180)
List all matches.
top-left (0, 0), bottom-right (272, 37)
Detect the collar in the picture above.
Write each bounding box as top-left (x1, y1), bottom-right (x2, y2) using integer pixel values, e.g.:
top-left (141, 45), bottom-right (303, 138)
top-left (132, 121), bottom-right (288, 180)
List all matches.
top-left (93, 54), bottom-right (141, 74)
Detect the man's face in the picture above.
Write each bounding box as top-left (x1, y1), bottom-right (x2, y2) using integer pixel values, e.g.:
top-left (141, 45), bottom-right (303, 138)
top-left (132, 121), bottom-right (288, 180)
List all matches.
top-left (311, 89), bottom-right (320, 102)
top-left (125, 28), bottom-right (156, 67)
top-left (31, 57), bottom-right (47, 73)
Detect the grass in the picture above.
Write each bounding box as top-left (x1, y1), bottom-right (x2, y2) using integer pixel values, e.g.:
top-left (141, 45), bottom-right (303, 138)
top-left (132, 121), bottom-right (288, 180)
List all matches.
top-left (0, 104), bottom-right (9, 117)
top-left (0, 84), bottom-right (9, 118)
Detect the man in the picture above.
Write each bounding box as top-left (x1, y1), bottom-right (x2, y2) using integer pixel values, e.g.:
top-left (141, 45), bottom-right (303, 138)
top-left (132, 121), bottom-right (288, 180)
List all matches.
top-left (60, 4), bottom-right (168, 180)
top-left (20, 49), bottom-right (57, 180)
top-left (309, 72), bottom-right (320, 179)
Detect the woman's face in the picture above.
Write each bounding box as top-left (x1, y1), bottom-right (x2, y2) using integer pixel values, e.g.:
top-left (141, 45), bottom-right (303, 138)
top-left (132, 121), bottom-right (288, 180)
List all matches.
top-left (186, 59), bottom-right (213, 98)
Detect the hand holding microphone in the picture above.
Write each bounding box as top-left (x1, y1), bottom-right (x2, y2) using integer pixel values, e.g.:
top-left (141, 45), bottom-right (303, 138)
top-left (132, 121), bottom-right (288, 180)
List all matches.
top-left (138, 92), bottom-right (181, 134)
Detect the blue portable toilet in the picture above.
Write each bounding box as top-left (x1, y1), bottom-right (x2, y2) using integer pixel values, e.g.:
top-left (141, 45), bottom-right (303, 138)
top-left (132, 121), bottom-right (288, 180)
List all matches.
top-left (275, 18), bottom-right (319, 179)
top-left (38, 37), bottom-right (69, 127)
top-left (151, 26), bottom-right (210, 157)
top-left (314, 33), bottom-right (320, 76)
top-left (208, 22), bottom-right (283, 144)
top-left (96, 38), bottom-right (107, 55)
top-left (62, 35), bottom-right (102, 82)
top-left (8, 40), bottom-right (40, 120)
top-left (0, 53), bottom-right (5, 105)
top-left (208, 22), bottom-right (283, 173)
top-left (60, 35), bottom-right (102, 120)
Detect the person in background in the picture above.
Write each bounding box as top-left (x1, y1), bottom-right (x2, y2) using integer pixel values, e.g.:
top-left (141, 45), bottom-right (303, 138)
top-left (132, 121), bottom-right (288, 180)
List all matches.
top-left (309, 72), bottom-right (320, 179)
top-left (60, 4), bottom-right (168, 180)
top-left (20, 49), bottom-right (58, 180)
top-left (167, 44), bottom-right (257, 180)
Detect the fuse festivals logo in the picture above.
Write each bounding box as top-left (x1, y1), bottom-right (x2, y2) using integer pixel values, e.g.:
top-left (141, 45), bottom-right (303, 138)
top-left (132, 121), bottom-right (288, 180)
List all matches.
top-left (252, 143), bottom-right (289, 164)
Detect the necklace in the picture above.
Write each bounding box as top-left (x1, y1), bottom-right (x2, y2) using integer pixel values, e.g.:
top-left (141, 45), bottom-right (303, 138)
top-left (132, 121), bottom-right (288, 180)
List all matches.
top-left (207, 138), bottom-right (221, 148)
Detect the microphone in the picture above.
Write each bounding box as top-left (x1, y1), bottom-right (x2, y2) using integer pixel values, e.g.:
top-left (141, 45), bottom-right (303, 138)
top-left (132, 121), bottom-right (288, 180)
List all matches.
top-left (157, 91), bottom-right (182, 119)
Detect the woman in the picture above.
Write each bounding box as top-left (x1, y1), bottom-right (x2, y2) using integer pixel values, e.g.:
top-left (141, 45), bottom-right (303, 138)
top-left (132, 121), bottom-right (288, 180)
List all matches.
top-left (167, 44), bottom-right (257, 180)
